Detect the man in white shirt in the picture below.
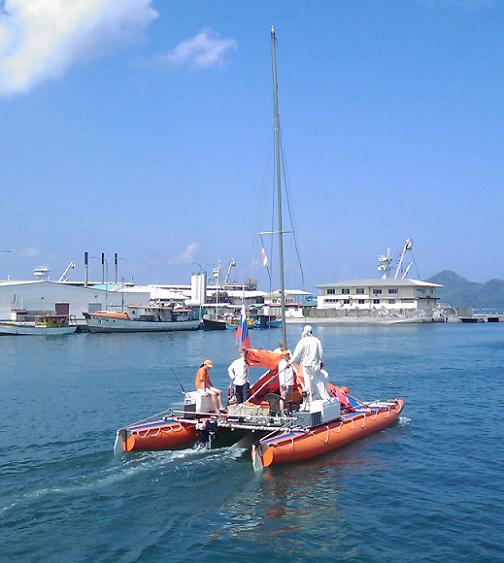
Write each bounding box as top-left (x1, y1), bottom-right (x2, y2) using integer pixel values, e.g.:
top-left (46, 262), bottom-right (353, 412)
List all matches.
top-left (278, 350), bottom-right (295, 415)
top-left (227, 354), bottom-right (250, 404)
top-left (291, 325), bottom-right (328, 403)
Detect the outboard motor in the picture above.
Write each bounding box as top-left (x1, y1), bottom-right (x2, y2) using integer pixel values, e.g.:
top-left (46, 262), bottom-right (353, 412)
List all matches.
top-left (195, 419), bottom-right (219, 449)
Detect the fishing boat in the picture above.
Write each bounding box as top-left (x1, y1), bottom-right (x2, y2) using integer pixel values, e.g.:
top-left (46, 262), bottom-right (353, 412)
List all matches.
top-left (202, 315), bottom-right (227, 331)
top-left (252, 312), bottom-right (282, 329)
top-left (0, 313), bottom-right (77, 336)
top-left (225, 315), bottom-right (256, 331)
top-left (84, 304), bottom-right (201, 333)
top-left (113, 28), bottom-right (404, 469)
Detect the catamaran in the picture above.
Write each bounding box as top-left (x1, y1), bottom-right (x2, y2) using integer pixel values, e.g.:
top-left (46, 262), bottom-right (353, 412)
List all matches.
top-left (114, 28), bottom-right (404, 470)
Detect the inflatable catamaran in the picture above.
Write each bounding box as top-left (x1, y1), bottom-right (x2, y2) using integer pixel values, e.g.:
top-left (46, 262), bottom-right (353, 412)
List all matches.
top-left (114, 347), bottom-right (404, 470)
top-left (114, 28), bottom-right (404, 469)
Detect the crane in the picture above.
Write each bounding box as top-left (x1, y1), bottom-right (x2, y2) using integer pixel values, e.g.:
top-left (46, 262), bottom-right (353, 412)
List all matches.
top-left (59, 261), bottom-right (76, 282)
top-left (224, 258), bottom-right (237, 284)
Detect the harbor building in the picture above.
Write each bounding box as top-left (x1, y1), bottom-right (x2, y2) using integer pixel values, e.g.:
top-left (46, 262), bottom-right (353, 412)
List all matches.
top-left (0, 280), bottom-right (149, 320)
top-left (316, 278), bottom-right (441, 316)
top-left (313, 240), bottom-right (444, 321)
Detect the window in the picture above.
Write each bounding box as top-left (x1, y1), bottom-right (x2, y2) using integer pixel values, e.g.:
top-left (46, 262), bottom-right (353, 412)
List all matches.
top-left (401, 299), bottom-right (414, 303)
top-left (373, 299), bottom-right (380, 304)
top-left (327, 288), bottom-right (336, 295)
top-left (356, 288), bottom-right (365, 295)
top-left (388, 288), bottom-right (398, 294)
top-left (342, 288), bottom-right (350, 295)
top-left (358, 299), bottom-right (365, 304)
top-left (326, 299), bottom-right (337, 303)
top-left (343, 299), bottom-right (350, 305)
top-left (388, 299), bottom-right (396, 304)
top-left (372, 289), bottom-right (382, 295)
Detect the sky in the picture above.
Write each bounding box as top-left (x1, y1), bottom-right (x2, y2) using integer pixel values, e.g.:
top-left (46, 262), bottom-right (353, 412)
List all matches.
top-left (1, 0), bottom-right (503, 290)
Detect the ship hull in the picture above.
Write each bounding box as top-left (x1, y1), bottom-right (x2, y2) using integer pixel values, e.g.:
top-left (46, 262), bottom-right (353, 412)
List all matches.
top-left (0, 324), bottom-right (77, 336)
top-left (85, 316), bottom-right (201, 333)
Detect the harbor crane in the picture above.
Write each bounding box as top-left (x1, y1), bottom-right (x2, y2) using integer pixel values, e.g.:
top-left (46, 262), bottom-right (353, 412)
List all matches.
top-left (224, 258), bottom-right (237, 284)
top-left (59, 261), bottom-right (76, 282)
top-left (394, 239), bottom-right (414, 280)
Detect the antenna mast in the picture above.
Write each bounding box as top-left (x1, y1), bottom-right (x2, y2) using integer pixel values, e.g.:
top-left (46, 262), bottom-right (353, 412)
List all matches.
top-left (271, 26), bottom-right (287, 348)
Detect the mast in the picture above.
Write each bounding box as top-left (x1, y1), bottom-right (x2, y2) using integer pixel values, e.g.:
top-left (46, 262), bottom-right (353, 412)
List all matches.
top-left (271, 26), bottom-right (287, 348)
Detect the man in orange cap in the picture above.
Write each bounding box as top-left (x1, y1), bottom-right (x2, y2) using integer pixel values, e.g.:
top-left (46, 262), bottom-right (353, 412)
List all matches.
top-left (195, 359), bottom-right (225, 413)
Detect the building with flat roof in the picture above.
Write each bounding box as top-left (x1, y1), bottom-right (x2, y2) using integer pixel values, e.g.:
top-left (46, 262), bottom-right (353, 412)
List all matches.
top-left (316, 278), bottom-right (442, 316)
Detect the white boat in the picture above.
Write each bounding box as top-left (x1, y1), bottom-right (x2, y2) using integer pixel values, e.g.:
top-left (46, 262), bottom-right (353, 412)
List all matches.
top-left (83, 304), bottom-right (201, 333)
top-left (0, 314), bottom-right (77, 336)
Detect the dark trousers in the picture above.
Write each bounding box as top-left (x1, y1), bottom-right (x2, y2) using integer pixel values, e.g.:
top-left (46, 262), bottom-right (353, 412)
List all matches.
top-left (235, 382), bottom-right (250, 404)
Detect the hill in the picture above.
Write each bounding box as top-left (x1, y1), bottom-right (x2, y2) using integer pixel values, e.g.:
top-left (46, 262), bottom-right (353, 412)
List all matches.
top-left (427, 271), bottom-right (504, 308)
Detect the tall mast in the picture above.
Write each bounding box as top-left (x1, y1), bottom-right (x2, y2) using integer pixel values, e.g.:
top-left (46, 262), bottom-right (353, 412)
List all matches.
top-left (271, 26), bottom-right (287, 348)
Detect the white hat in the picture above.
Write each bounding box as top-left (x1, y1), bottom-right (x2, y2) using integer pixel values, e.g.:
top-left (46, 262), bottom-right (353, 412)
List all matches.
top-left (302, 325), bottom-right (312, 336)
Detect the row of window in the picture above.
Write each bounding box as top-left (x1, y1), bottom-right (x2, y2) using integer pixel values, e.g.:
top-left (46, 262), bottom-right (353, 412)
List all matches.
top-left (324, 298), bottom-right (415, 305)
top-left (327, 287), bottom-right (400, 295)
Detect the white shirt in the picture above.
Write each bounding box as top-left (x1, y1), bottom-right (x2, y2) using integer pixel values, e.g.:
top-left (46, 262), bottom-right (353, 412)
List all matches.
top-left (228, 357), bottom-right (248, 386)
top-left (278, 358), bottom-right (295, 387)
top-left (291, 335), bottom-right (323, 367)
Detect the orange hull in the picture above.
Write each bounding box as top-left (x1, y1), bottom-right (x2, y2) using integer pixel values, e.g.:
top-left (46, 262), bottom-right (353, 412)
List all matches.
top-left (258, 399), bottom-right (405, 467)
top-left (122, 419), bottom-right (198, 452)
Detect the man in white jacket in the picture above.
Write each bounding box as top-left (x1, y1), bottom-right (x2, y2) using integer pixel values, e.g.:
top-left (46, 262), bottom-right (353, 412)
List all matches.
top-left (291, 325), bottom-right (328, 403)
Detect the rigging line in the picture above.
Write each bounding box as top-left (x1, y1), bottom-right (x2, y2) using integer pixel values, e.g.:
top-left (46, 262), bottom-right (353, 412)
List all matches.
top-left (279, 131), bottom-right (306, 291)
top-left (248, 129), bottom-right (274, 281)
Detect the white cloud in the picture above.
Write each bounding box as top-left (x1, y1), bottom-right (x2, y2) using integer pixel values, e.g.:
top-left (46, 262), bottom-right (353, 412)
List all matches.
top-left (168, 242), bottom-right (198, 265)
top-left (0, 0), bottom-right (157, 97)
top-left (20, 246), bottom-right (41, 257)
top-left (160, 29), bottom-right (237, 69)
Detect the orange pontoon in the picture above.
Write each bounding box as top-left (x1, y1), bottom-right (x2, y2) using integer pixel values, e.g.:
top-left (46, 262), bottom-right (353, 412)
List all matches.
top-left (253, 399), bottom-right (404, 469)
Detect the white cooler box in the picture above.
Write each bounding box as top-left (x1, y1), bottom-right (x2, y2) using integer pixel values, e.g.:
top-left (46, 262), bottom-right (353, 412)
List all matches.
top-left (184, 391), bottom-right (215, 413)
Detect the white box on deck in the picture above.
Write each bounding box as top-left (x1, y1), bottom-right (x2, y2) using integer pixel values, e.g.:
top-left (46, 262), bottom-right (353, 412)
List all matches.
top-left (321, 397), bottom-right (341, 422)
top-left (185, 391), bottom-right (215, 413)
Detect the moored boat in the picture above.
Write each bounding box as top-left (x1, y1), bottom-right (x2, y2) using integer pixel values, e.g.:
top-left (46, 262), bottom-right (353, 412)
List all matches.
top-left (202, 315), bottom-right (227, 331)
top-left (84, 304), bottom-right (201, 333)
top-left (0, 313), bottom-right (77, 336)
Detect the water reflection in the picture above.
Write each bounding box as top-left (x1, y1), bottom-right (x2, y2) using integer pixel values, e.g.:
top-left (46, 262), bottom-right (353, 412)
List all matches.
top-left (212, 426), bottom-right (400, 552)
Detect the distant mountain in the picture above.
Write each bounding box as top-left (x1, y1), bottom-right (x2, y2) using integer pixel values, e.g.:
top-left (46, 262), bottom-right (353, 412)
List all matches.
top-left (427, 270), bottom-right (504, 308)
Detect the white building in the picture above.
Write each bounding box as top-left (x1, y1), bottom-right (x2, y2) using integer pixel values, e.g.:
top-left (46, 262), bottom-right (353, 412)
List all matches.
top-left (0, 281), bottom-right (150, 320)
top-left (316, 279), bottom-right (442, 316)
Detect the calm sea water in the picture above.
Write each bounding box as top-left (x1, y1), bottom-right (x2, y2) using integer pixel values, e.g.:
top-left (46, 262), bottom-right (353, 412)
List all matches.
top-left (1, 323), bottom-right (503, 562)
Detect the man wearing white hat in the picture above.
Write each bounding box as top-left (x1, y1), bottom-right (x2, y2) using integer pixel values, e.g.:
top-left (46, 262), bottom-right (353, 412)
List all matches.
top-left (291, 325), bottom-right (328, 403)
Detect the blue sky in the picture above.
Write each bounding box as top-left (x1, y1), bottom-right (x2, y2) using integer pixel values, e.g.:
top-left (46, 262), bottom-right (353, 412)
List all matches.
top-left (1, 0), bottom-right (503, 289)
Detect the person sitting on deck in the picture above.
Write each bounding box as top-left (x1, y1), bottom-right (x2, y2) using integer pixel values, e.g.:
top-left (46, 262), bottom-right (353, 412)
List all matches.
top-left (194, 359), bottom-right (226, 413)
top-left (227, 353), bottom-right (250, 404)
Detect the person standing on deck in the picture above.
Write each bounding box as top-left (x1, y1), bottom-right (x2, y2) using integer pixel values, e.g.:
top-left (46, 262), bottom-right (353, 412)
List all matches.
top-left (290, 325), bottom-right (328, 403)
top-left (278, 349), bottom-right (295, 415)
top-left (227, 353), bottom-right (250, 404)
top-left (194, 360), bottom-right (226, 413)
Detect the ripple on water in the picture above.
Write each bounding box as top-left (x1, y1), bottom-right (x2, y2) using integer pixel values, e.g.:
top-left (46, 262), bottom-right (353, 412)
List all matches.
top-left (1, 324), bottom-right (504, 561)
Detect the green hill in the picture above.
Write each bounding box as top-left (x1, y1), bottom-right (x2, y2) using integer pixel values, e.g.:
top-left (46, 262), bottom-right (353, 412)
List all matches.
top-left (427, 270), bottom-right (504, 308)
